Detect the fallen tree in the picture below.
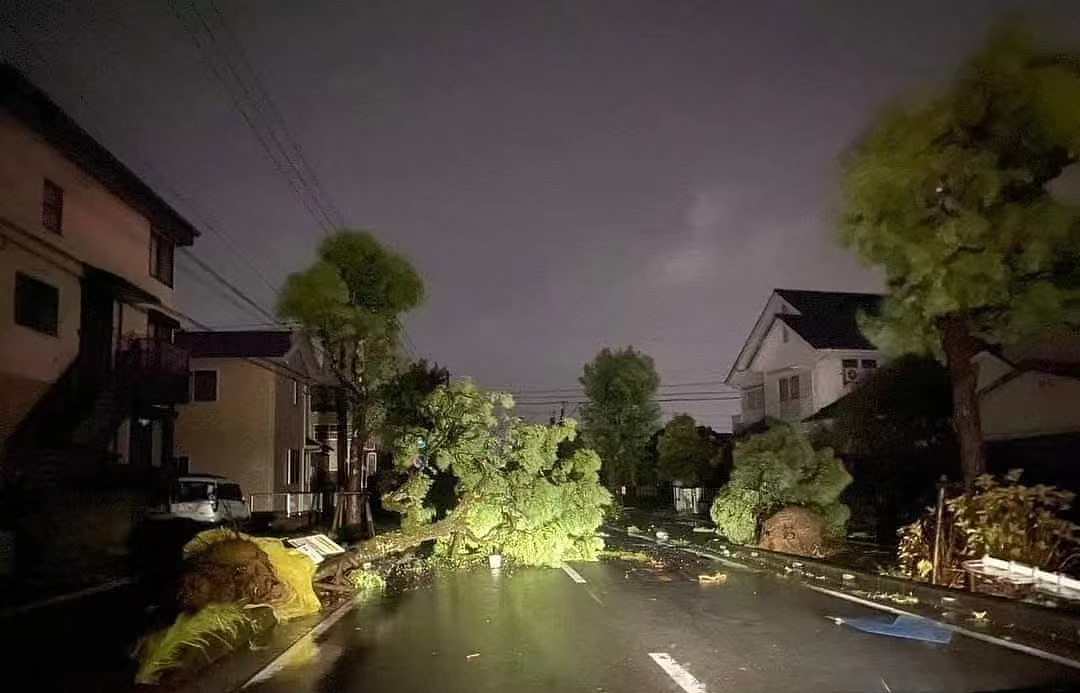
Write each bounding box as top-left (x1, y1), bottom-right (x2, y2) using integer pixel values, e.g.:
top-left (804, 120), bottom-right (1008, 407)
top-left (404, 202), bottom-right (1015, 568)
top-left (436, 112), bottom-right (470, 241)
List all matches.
top-left (317, 381), bottom-right (612, 583)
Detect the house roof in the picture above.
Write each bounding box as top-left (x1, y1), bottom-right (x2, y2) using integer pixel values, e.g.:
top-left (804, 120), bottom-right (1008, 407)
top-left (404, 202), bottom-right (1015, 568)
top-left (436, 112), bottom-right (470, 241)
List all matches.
top-left (175, 330), bottom-right (294, 359)
top-left (773, 290), bottom-right (881, 350)
top-left (0, 65), bottom-right (198, 246)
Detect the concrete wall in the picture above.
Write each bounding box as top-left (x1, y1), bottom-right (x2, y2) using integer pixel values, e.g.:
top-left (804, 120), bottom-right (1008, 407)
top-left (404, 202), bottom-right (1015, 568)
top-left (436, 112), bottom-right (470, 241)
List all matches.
top-left (174, 359), bottom-right (276, 498)
top-left (982, 372), bottom-right (1080, 441)
top-left (0, 112), bottom-right (173, 304)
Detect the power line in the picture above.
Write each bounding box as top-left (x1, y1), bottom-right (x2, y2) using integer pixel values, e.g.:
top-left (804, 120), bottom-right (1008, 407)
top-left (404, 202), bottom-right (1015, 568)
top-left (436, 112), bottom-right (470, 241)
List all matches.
top-left (179, 248), bottom-right (278, 323)
top-left (168, 0), bottom-right (341, 235)
top-left (506, 379), bottom-right (734, 395)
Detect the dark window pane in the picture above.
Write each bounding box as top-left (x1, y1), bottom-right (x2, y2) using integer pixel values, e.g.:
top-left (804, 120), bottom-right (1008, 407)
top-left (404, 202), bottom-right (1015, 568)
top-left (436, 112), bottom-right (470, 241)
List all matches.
top-left (861, 359), bottom-right (877, 369)
top-left (779, 378), bottom-right (789, 402)
top-left (177, 481), bottom-right (211, 502)
top-left (150, 231), bottom-right (175, 287)
top-left (14, 272), bottom-right (59, 336)
top-left (218, 483), bottom-right (243, 501)
top-left (191, 370), bottom-right (217, 401)
top-left (42, 179), bottom-right (63, 233)
top-left (842, 359), bottom-right (858, 368)
top-left (790, 375), bottom-right (800, 399)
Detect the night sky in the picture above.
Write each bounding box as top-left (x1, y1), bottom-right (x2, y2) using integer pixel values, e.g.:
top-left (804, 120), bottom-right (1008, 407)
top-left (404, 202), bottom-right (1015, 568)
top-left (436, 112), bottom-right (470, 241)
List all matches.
top-left (4, 1), bottom-right (1080, 429)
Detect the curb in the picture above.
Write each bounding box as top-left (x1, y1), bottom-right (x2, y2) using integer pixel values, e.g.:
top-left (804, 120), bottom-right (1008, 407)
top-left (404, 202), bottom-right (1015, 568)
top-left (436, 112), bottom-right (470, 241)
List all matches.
top-left (240, 599), bottom-right (355, 689)
top-left (0, 577), bottom-right (133, 619)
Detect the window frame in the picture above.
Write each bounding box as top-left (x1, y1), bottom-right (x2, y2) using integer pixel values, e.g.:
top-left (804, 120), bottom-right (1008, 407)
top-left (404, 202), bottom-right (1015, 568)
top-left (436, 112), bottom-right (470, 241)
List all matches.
top-left (190, 369), bottom-right (218, 402)
top-left (14, 271), bottom-right (60, 337)
top-left (861, 359), bottom-right (878, 369)
top-left (789, 374), bottom-right (801, 400)
top-left (286, 448), bottom-right (301, 485)
top-left (779, 377), bottom-right (789, 402)
top-left (41, 179), bottom-right (63, 234)
top-left (149, 229), bottom-right (175, 287)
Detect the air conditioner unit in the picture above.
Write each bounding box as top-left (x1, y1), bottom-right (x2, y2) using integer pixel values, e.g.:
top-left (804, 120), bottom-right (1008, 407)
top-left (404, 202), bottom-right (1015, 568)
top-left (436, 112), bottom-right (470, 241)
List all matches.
top-left (843, 367), bottom-right (862, 386)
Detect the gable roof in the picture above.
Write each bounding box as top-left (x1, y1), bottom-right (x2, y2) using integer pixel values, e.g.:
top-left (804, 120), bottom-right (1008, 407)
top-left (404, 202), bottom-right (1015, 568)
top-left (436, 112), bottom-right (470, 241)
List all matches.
top-left (0, 64), bottom-right (197, 246)
top-left (175, 330), bottom-right (294, 359)
top-left (773, 289), bottom-right (881, 350)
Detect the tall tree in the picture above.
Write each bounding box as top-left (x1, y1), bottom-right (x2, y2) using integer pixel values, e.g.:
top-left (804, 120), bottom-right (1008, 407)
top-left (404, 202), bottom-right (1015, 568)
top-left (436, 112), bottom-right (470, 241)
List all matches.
top-left (379, 359), bottom-right (450, 440)
top-left (278, 230), bottom-right (424, 521)
top-left (839, 25), bottom-right (1080, 485)
top-left (657, 414), bottom-right (718, 487)
top-left (579, 347), bottom-right (661, 487)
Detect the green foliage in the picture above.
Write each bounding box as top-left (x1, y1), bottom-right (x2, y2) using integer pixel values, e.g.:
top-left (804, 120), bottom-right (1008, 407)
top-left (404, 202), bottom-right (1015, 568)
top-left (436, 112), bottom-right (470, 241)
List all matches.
top-left (898, 470), bottom-right (1080, 586)
top-left (579, 347), bottom-right (662, 487)
top-left (657, 414), bottom-right (721, 486)
top-left (389, 381), bottom-right (613, 567)
top-left (840, 25), bottom-right (1080, 358)
top-left (345, 568), bottom-right (387, 595)
top-left (135, 604), bottom-right (253, 684)
top-left (379, 359), bottom-right (449, 442)
top-left (709, 425), bottom-right (852, 544)
top-left (278, 230), bottom-right (425, 500)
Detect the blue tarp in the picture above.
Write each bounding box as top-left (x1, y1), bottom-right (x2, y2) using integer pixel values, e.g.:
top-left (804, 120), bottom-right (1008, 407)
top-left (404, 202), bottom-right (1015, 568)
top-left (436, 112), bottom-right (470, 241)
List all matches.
top-left (841, 614), bottom-right (953, 644)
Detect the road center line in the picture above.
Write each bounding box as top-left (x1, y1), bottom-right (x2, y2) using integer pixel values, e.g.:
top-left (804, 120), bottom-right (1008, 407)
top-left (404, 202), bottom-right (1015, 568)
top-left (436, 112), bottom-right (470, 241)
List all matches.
top-left (562, 564), bottom-right (587, 583)
top-left (648, 652), bottom-right (708, 693)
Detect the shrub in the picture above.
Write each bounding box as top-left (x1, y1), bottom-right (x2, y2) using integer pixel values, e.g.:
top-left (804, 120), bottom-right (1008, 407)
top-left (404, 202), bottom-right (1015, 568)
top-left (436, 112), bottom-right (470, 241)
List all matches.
top-left (709, 425), bottom-right (851, 544)
top-left (898, 470), bottom-right (1080, 586)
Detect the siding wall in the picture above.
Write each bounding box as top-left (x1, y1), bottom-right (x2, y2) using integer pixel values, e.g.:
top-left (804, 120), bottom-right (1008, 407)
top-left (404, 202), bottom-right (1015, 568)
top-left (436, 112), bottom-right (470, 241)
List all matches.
top-left (174, 359), bottom-right (276, 498)
top-left (981, 372), bottom-right (1080, 441)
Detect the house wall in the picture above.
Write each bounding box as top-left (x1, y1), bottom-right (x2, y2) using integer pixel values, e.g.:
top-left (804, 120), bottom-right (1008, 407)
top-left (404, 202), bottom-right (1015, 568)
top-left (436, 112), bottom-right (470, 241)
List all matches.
top-left (0, 112), bottom-right (169, 454)
top-left (174, 359), bottom-right (276, 499)
top-left (981, 372), bottom-right (1080, 441)
top-left (812, 350), bottom-right (882, 413)
top-left (273, 351), bottom-right (309, 497)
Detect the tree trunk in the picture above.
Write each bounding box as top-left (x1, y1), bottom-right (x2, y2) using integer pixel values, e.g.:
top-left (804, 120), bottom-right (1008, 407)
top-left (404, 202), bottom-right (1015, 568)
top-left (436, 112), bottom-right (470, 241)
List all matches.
top-left (335, 387), bottom-right (349, 490)
top-left (345, 428), bottom-right (364, 525)
top-left (938, 314), bottom-right (985, 488)
top-left (315, 504), bottom-right (468, 581)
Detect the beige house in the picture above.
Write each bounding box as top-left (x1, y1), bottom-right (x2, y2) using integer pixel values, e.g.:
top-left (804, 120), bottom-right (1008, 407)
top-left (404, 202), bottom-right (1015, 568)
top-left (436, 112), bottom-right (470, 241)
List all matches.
top-left (173, 330), bottom-right (340, 515)
top-left (0, 65), bottom-right (198, 580)
top-left (0, 64), bottom-right (196, 480)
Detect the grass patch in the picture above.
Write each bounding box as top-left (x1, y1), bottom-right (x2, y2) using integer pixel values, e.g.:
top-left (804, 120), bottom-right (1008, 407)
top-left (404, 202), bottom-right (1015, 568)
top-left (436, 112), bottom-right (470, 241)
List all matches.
top-left (135, 604), bottom-right (254, 684)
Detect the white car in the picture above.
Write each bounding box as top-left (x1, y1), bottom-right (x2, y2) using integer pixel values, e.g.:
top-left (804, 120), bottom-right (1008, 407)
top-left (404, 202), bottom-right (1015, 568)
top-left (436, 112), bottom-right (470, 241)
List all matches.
top-left (161, 474), bottom-right (251, 523)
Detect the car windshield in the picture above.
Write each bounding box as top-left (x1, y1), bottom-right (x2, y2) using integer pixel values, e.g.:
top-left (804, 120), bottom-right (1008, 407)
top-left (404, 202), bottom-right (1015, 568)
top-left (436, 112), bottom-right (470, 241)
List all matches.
top-left (217, 483), bottom-right (243, 501)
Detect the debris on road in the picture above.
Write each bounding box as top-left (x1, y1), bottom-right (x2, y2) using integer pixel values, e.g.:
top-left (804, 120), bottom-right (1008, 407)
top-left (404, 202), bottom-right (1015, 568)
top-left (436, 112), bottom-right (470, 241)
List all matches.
top-left (837, 614), bottom-right (953, 644)
top-left (697, 572), bottom-right (728, 585)
top-left (466, 652), bottom-right (480, 660)
top-left (692, 527), bottom-right (715, 534)
top-left (655, 530), bottom-right (670, 541)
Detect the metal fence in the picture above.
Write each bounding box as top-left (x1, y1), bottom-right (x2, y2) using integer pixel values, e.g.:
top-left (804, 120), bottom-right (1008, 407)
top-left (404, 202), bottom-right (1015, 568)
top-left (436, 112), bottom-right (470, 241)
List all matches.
top-left (247, 492), bottom-right (324, 516)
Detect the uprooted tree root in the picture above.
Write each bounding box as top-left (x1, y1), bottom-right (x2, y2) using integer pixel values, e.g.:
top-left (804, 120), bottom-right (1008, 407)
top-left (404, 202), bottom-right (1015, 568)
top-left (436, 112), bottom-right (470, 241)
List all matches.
top-left (178, 538), bottom-right (285, 613)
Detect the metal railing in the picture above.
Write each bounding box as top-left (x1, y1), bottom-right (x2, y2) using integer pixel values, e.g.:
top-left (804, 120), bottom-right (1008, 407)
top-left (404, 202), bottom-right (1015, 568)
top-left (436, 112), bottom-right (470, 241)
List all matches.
top-left (247, 491), bottom-right (324, 516)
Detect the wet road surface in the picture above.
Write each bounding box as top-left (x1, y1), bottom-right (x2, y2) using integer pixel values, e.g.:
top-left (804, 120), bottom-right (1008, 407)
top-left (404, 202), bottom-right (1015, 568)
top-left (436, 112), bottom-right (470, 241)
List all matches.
top-left (248, 542), bottom-right (1080, 693)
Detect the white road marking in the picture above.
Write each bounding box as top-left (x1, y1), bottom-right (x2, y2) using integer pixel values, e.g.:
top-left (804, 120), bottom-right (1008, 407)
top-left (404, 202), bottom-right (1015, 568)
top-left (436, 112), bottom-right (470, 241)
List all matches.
top-left (806, 584), bottom-right (1080, 671)
top-left (243, 600), bottom-right (355, 687)
top-left (562, 564), bottom-right (587, 583)
top-left (649, 652), bottom-right (708, 693)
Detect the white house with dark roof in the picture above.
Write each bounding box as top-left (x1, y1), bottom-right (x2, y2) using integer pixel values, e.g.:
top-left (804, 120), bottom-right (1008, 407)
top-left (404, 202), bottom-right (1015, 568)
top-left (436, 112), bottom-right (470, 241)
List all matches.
top-left (725, 289), bottom-right (883, 429)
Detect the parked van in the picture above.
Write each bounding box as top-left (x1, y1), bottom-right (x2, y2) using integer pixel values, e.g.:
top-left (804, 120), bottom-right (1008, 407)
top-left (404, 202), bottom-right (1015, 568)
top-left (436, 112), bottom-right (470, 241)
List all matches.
top-left (160, 474), bottom-right (251, 524)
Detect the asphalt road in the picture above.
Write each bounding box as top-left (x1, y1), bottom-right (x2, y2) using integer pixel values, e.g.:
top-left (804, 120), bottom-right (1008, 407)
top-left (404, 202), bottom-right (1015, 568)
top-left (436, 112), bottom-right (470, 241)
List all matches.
top-left (248, 540), bottom-right (1080, 693)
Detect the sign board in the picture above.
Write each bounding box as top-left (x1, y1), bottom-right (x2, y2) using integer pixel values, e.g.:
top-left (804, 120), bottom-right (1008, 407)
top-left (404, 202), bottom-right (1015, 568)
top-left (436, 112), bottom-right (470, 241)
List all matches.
top-left (287, 533), bottom-right (346, 562)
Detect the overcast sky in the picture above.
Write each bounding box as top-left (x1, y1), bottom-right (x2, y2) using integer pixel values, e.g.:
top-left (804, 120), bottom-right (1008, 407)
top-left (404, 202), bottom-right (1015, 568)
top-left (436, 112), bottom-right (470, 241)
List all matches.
top-left (4, 1), bottom-right (1080, 429)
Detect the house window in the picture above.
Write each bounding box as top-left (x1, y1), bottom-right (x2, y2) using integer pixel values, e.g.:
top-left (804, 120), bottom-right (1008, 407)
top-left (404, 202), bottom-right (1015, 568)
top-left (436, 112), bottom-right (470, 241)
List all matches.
top-left (149, 230), bottom-right (175, 287)
top-left (292, 380), bottom-right (299, 406)
top-left (191, 370), bottom-right (218, 402)
top-left (861, 359), bottom-right (877, 369)
top-left (842, 358), bottom-right (858, 369)
top-left (42, 179), bottom-right (63, 233)
top-left (779, 377), bottom-right (789, 402)
top-left (745, 387), bottom-right (764, 411)
top-left (789, 374), bottom-right (800, 400)
top-left (314, 423), bottom-right (336, 442)
top-left (175, 455), bottom-right (190, 475)
top-left (14, 272), bottom-right (59, 336)
top-left (287, 448), bottom-right (301, 485)
top-left (781, 325), bottom-right (789, 343)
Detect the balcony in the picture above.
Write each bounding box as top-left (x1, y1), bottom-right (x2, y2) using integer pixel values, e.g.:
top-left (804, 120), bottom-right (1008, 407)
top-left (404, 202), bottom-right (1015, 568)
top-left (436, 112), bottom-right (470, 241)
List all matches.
top-left (118, 337), bottom-right (191, 404)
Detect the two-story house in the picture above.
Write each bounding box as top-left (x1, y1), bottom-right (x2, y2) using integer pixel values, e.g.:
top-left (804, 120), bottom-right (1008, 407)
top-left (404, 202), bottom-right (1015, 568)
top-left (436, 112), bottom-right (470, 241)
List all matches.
top-left (726, 289), bottom-right (883, 429)
top-left (173, 330), bottom-right (342, 516)
top-left (0, 65), bottom-right (197, 479)
top-left (0, 65), bottom-right (198, 579)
